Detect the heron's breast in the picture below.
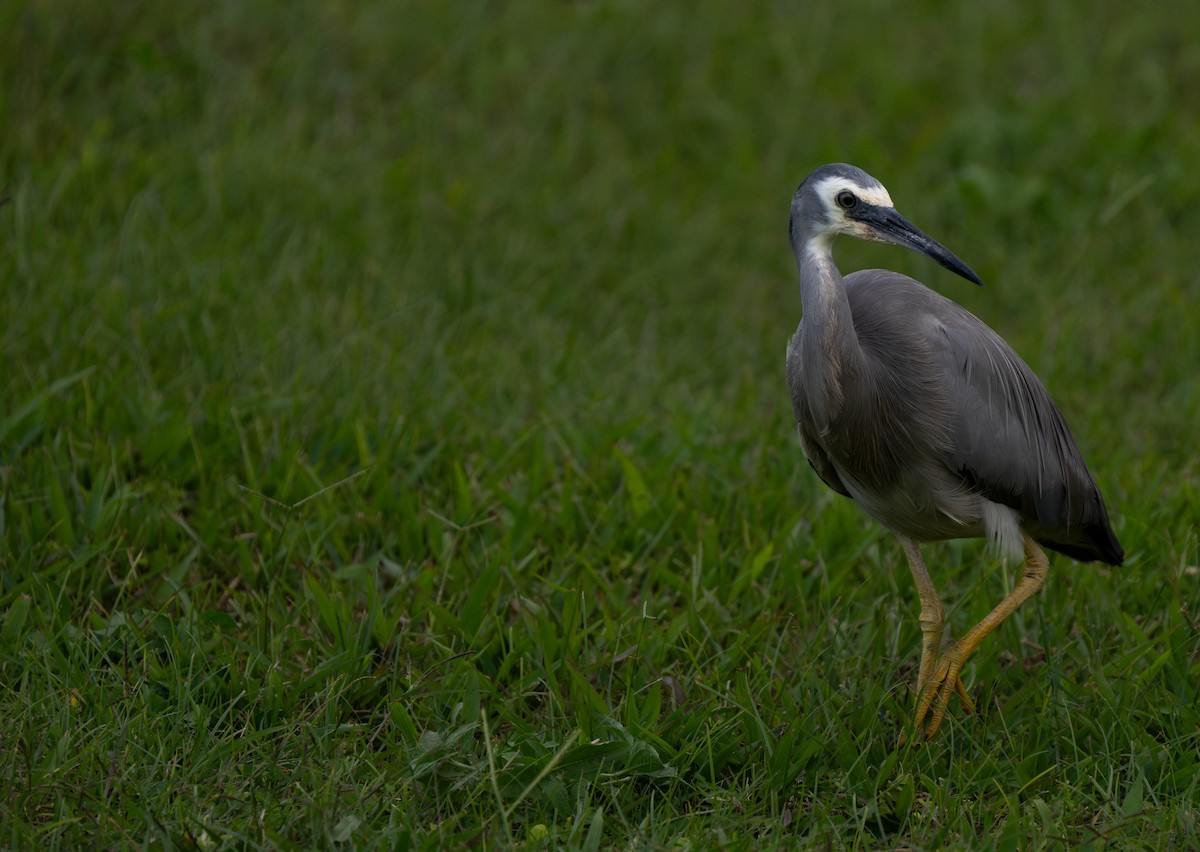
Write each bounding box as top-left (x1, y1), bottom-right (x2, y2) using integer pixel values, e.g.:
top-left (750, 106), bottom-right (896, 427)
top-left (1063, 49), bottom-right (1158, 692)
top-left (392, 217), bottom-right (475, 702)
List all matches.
top-left (837, 455), bottom-right (984, 542)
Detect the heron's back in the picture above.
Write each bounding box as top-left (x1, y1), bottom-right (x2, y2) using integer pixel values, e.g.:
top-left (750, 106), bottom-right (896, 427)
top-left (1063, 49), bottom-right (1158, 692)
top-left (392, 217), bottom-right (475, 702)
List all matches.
top-left (789, 269), bottom-right (1123, 565)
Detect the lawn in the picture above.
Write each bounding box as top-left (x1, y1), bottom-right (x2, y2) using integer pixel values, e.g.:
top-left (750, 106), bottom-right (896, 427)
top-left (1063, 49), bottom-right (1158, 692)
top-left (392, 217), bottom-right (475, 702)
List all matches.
top-left (2, 1), bottom-right (1199, 848)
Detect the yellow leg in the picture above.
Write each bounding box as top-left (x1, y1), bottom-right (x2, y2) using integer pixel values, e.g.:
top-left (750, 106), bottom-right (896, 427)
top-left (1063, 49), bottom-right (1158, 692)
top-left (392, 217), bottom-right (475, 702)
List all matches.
top-left (914, 534), bottom-right (1049, 739)
top-left (899, 537), bottom-right (946, 694)
top-left (897, 537), bottom-right (973, 749)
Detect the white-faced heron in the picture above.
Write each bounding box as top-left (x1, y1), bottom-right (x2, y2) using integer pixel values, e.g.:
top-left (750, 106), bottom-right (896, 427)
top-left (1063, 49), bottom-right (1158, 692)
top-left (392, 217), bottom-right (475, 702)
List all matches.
top-left (786, 163), bottom-right (1123, 740)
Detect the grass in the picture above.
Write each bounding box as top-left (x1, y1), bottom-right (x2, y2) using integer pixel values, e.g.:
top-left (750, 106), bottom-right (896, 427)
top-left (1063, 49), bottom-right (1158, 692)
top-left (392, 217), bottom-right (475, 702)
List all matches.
top-left (2, 0), bottom-right (1199, 847)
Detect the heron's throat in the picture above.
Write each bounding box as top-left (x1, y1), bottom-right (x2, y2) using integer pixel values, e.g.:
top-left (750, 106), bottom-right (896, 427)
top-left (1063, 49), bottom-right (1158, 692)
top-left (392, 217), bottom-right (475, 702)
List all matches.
top-left (798, 241), bottom-right (866, 416)
top-left (799, 241), bottom-right (854, 336)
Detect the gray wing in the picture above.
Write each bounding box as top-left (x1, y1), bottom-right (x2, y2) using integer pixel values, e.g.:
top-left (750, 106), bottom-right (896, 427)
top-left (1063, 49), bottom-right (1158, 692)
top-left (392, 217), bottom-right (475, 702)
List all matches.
top-left (902, 286), bottom-right (1124, 565)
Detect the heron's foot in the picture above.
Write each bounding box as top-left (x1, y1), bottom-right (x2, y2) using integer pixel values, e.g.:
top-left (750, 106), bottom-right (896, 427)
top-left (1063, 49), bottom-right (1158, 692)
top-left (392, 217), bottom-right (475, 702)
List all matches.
top-left (912, 649), bottom-right (976, 740)
top-left (896, 669), bottom-right (973, 747)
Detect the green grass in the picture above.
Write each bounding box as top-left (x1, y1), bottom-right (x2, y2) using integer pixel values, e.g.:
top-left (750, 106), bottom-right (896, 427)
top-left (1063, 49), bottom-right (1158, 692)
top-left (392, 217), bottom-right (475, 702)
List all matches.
top-left (3, 0), bottom-right (1199, 847)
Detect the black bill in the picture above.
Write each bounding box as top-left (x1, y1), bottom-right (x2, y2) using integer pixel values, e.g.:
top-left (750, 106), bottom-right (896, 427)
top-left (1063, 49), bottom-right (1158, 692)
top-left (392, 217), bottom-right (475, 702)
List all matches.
top-left (853, 205), bottom-right (983, 287)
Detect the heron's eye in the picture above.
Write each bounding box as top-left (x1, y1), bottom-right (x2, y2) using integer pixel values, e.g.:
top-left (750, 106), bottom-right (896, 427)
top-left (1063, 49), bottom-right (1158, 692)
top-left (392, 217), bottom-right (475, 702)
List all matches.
top-left (835, 190), bottom-right (858, 210)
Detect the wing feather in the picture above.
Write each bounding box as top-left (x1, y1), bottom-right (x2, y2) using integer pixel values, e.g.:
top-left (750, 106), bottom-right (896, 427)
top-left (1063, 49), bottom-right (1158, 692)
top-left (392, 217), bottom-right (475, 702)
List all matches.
top-left (790, 268), bottom-right (1121, 565)
top-left (911, 287), bottom-right (1123, 564)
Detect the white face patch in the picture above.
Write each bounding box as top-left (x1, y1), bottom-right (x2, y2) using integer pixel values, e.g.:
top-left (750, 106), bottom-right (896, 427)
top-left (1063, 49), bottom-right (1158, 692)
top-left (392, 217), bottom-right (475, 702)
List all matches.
top-left (811, 174), bottom-right (895, 213)
top-left (805, 174), bottom-right (896, 246)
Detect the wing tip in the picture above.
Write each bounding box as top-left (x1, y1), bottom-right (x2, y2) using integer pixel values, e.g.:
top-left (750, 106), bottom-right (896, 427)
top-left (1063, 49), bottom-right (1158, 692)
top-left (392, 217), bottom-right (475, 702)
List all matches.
top-left (1091, 512), bottom-right (1126, 567)
top-left (1039, 522), bottom-right (1124, 566)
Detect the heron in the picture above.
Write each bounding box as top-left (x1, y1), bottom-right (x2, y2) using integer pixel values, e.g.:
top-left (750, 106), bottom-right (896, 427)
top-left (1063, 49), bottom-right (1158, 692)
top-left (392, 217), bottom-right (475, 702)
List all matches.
top-left (786, 163), bottom-right (1123, 740)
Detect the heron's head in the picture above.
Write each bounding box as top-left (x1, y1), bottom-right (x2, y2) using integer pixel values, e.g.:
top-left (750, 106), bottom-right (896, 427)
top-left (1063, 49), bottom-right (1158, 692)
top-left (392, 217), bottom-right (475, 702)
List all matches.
top-left (790, 163), bottom-right (982, 286)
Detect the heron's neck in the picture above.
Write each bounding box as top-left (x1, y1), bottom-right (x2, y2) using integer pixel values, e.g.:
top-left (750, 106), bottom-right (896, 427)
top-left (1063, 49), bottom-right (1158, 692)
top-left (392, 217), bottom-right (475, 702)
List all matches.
top-left (796, 238), bottom-right (867, 418)
top-left (798, 238), bottom-right (863, 359)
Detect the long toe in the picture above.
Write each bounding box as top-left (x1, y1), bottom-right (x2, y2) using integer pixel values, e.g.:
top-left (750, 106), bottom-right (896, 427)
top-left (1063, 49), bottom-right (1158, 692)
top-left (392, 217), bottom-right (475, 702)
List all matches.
top-left (900, 675), bottom-right (972, 747)
top-left (913, 657), bottom-right (970, 739)
top-left (954, 676), bottom-right (975, 715)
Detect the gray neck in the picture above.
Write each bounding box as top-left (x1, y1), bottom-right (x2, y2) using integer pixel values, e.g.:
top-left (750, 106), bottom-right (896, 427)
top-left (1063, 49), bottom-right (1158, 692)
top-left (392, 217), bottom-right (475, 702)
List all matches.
top-left (796, 237), bottom-right (866, 419)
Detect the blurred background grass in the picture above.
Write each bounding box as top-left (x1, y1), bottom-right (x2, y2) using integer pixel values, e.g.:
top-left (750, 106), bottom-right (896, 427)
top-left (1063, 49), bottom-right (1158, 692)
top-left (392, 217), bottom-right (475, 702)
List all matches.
top-left (2, 0), bottom-right (1198, 847)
